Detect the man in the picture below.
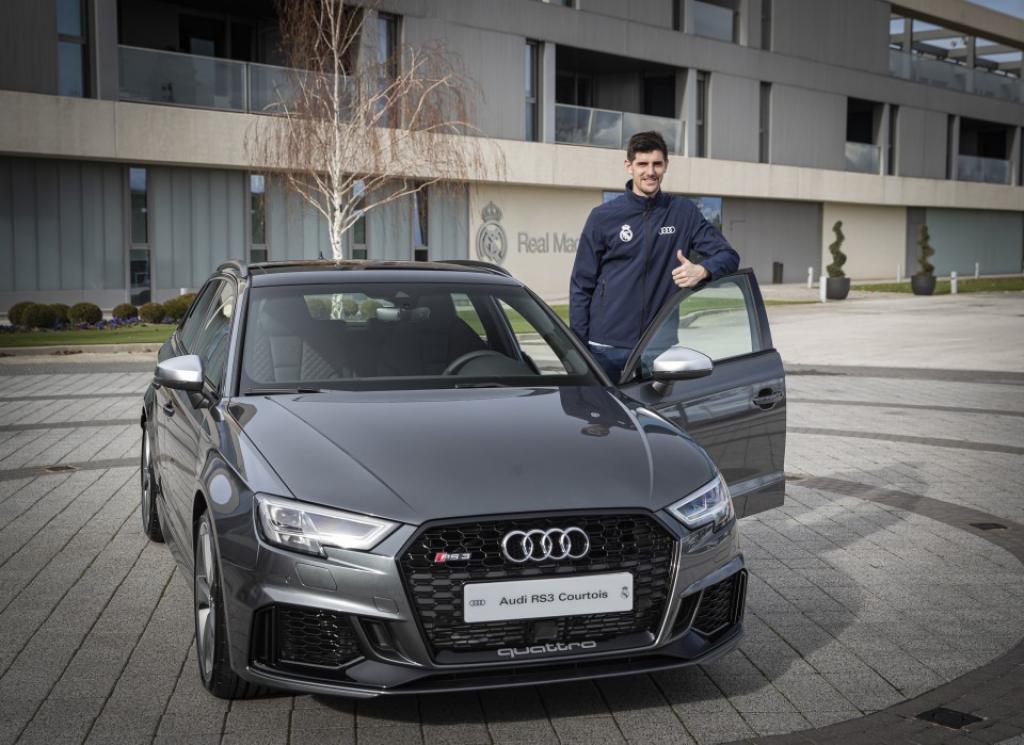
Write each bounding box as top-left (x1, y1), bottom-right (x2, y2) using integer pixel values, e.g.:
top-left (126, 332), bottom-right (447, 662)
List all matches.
top-left (570, 130), bottom-right (740, 381)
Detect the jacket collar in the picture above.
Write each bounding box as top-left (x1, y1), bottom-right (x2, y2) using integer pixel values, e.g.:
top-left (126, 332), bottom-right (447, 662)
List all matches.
top-left (623, 180), bottom-right (669, 209)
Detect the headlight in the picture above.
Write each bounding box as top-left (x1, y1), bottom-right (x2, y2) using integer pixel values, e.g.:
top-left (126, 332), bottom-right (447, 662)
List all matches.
top-left (256, 494), bottom-right (396, 555)
top-left (667, 474), bottom-right (734, 530)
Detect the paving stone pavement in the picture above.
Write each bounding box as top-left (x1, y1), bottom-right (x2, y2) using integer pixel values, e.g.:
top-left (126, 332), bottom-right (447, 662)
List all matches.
top-left (0, 350), bottom-right (1021, 744)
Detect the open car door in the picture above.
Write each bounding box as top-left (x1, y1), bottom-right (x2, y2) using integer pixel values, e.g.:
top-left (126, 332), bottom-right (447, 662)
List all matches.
top-left (617, 269), bottom-right (786, 518)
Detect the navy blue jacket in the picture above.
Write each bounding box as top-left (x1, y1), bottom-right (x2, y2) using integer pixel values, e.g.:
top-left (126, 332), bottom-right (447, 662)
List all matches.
top-left (570, 182), bottom-right (740, 349)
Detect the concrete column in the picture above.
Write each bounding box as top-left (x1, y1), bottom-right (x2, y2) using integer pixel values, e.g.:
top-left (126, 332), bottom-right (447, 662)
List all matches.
top-left (948, 115), bottom-right (961, 180)
top-left (682, 0), bottom-right (697, 34)
top-left (91, 0), bottom-right (119, 100)
top-left (683, 68), bottom-right (698, 158)
top-left (901, 17), bottom-right (912, 52)
top-left (1009, 126), bottom-right (1022, 186)
top-left (878, 104), bottom-right (891, 176)
top-left (541, 41), bottom-right (556, 144)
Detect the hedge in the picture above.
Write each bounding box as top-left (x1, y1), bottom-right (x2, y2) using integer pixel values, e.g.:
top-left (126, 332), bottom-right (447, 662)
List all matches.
top-left (69, 302), bottom-right (103, 325)
top-left (50, 303), bottom-right (70, 323)
top-left (22, 304), bottom-right (58, 329)
top-left (163, 294), bottom-right (195, 322)
top-left (139, 302), bottom-right (165, 324)
top-left (7, 301), bottom-right (35, 326)
top-left (112, 303), bottom-right (139, 320)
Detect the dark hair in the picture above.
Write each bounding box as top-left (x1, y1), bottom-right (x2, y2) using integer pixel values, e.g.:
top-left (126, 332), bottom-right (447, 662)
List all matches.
top-left (626, 131), bottom-right (668, 161)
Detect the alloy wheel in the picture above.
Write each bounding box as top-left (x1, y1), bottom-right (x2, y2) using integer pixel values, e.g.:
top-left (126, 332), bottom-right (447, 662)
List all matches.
top-left (194, 519), bottom-right (217, 682)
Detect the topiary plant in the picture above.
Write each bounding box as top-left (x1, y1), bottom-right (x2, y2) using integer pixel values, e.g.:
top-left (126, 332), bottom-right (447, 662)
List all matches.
top-left (359, 298), bottom-right (381, 319)
top-left (139, 302), bottom-right (165, 324)
top-left (826, 220), bottom-right (847, 278)
top-left (112, 303), bottom-right (139, 320)
top-left (916, 224), bottom-right (934, 277)
top-left (306, 297), bottom-right (332, 320)
top-left (49, 303), bottom-right (70, 323)
top-left (162, 294), bottom-right (196, 322)
top-left (22, 303), bottom-right (58, 329)
top-left (69, 302), bottom-right (103, 325)
top-left (342, 298), bottom-right (358, 317)
top-left (7, 301), bottom-right (35, 326)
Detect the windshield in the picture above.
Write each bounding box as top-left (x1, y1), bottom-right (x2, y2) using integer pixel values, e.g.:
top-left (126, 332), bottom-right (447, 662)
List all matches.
top-left (239, 282), bottom-right (599, 392)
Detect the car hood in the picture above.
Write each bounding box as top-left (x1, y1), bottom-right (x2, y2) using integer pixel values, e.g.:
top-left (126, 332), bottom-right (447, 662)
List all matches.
top-left (231, 386), bottom-right (714, 525)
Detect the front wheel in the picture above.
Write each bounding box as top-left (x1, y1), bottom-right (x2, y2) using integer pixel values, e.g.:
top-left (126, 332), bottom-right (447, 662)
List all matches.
top-left (193, 511), bottom-right (266, 699)
top-left (140, 427), bottom-right (163, 542)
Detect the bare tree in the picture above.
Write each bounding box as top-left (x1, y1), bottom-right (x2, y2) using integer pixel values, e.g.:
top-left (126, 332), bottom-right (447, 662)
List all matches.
top-left (250, 0), bottom-right (496, 260)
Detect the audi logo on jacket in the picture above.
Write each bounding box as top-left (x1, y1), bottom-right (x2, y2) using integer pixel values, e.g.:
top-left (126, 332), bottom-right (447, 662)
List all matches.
top-left (569, 181), bottom-right (740, 350)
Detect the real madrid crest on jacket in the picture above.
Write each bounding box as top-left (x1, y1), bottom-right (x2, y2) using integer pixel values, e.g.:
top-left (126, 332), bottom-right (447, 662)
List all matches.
top-left (569, 181), bottom-right (739, 349)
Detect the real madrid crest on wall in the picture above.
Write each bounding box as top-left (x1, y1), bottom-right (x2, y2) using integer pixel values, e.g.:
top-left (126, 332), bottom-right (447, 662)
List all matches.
top-left (476, 201), bottom-right (507, 265)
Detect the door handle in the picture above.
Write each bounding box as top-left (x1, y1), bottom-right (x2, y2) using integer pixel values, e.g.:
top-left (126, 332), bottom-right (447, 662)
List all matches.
top-left (162, 401), bottom-right (175, 417)
top-left (753, 390), bottom-right (784, 409)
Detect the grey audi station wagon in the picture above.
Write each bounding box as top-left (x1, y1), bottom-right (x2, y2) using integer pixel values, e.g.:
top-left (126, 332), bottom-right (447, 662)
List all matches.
top-left (141, 259), bottom-right (786, 698)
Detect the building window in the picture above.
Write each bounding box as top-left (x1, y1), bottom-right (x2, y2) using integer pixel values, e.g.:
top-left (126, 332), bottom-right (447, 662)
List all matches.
top-left (129, 167), bottom-right (150, 305)
top-left (761, 0), bottom-right (772, 50)
top-left (352, 180), bottom-right (367, 259)
top-left (887, 105), bottom-right (899, 176)
top-left (377, 12), bottom-right (399, 126)
top-left (525, 41), bottom-right (540, 142)
top-left (57, 0), bottom-right (88, 97)
top-left (250, 174), bottom-right (267, 263)
top-left (693, 0), bottom-right (737, 44)
top-left (696, 71), bottom-right (709, 158)
top-left (672, 0), bottom-right (684, 32)
top-left (946, 114), bottom-right (956, 180)
top-left (759, 82), bottom-right (771, 163)
top-left (413, 188), bottom-right (428, 262)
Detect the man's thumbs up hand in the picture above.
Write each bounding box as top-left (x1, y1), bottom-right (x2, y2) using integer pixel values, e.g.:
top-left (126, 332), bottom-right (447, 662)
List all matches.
top-left (671, 249), bottom-right (709, 288)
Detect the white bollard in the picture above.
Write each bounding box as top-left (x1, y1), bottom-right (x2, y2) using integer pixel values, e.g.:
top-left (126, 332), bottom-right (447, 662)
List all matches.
top-left (819, 275), bottom-right (827, 303)
top-left (974, 262), bottom-right (980, 279)
top-left (807, 266), bottom-right (813, 289)
top-left (896, 264), bottom-right (902, 283)
top-left (951, 271), bottom-right (958, 295)
top-left (180, 287), bottom-right (188, 296)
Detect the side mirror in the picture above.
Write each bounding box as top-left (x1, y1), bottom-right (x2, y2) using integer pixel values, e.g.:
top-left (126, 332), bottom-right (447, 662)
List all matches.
top-left (154, 354), bottom-right (204, 392)
top-left (650, 346), bottom-right (713, 395)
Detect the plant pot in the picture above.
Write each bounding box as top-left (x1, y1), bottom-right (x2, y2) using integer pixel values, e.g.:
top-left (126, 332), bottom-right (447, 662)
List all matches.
top-left (911, 274), bottom-right (936, 296)
top-left (825, 276), bottom-right (850, 300)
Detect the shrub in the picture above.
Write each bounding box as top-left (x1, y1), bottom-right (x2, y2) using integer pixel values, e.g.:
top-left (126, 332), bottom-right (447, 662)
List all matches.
top-left (7, 301), bottom-right (35, 326)
top-left (163, 293), bottom-right (196, 322)
top-left (22, 303), bottom-right (58, 329)
top-left (826, 221), bottom-right (847, 279)
top-left (49, 303), bottom-right (70, 323)
top-left (916, 224), bottom-right (934, 278)
top-left (112, 303), bottom-right (138, 320)
top-left (342, 298), bottom-right (358, 317)
top-left (359, 298), bottom-right (381, 319)
top-left (139, 302), bottom-right (165, 324)
top-left (69, 302), bottom-right (103, 325)
top-left (306, 297), bottom-right (332, 320)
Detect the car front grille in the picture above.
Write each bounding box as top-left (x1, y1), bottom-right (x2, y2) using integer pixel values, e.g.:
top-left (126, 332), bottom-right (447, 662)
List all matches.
top-left (398, 513), bottom-right (676, 658)
top-left (691, 570), bottom-right (746, 639)
top-left (252, 604), bottom-right (361, 670)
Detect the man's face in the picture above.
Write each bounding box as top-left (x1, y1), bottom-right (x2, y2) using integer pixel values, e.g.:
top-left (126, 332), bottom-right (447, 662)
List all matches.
top-left (625, 150), bottom-right (667, 197)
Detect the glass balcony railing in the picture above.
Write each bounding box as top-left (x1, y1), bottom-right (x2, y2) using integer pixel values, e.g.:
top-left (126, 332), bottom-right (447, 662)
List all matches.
top-left (844, 141), bottom-right (880, 174)
top-left (889, 49), bottom-right (1023, 104)
top-left (119, 45), bottom-right (247, 110)
top-left (555, 103), bottom-right (684, 154)
top-left (957, 154), bottom-right (1011, 185)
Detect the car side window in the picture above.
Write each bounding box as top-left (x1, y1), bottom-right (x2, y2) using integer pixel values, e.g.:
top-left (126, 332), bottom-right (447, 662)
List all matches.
top-left (191, 280), bottom-right (237, 389)
top-left (179, 283), bottom-right (220, 353)
top-left (640, 275), bottom-right (763, 368)
top-left (497, 300), bottom-right (570, 374)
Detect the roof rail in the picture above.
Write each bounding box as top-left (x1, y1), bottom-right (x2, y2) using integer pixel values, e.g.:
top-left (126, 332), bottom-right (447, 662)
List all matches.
top-left (217, 260), bottom-right (249, 278)
top-left (442, 260), bottom-right (512, 277)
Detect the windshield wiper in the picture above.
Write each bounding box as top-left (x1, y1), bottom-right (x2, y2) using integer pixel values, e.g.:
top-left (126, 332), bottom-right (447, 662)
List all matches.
top-left (244, 387), bottom-right (323, 395)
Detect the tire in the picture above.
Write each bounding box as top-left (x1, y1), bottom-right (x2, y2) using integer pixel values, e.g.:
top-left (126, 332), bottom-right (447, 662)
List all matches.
top-left (140, 427), bottom-right (164, 542)
top-left (193, 510), bottom-right (268, 699)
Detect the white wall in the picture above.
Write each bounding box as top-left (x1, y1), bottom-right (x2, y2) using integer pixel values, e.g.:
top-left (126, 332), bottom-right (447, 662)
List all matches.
top-left (821, 203), bottom-right (907, 280)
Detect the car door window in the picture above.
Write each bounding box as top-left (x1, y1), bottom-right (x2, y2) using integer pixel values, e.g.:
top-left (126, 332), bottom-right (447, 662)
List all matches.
top-left (638, 276), bottom-right (763, 373)
top-left (192, 280), bottom-right (236, 389)
top-left (179, 282), bottom-right (220, 353)
top-left (497, 300), bottom-right (571, 374)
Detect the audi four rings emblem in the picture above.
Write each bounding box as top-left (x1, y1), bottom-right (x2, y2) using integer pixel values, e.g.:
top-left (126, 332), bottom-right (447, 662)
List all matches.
top-left (501, 527), bottom-right (590, 563)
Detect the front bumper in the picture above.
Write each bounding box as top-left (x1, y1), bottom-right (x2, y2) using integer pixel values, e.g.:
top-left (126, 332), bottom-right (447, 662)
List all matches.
top-left (217, 511), bottom-right (745, 697)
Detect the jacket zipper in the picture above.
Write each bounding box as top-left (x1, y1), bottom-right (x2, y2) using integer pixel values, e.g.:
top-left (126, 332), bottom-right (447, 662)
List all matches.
top-left (640, 200), bottom-right (654, 325)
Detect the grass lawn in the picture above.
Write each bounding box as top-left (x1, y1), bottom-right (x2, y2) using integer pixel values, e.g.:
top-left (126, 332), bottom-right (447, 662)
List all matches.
top-left (853, 276), bottom-right (1024, 294)
top-left (0, 324), bottom-right (175, 348)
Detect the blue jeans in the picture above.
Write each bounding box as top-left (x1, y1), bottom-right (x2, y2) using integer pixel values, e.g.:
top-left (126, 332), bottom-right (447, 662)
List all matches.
top-left (588, 342), bottom-right (632, 383)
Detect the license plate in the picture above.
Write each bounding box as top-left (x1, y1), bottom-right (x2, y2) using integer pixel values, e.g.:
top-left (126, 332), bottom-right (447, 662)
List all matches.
top-left (463, 572), bottom-right (633, 623)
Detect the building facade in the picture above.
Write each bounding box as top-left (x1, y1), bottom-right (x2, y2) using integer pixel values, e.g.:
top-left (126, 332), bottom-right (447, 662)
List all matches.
top-left (0, 0), bottom-right (1022, 308)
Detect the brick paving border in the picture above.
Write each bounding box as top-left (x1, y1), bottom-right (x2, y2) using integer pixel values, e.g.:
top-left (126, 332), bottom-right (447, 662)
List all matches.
top-left (727, 477), bottom-right (1024, 745)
